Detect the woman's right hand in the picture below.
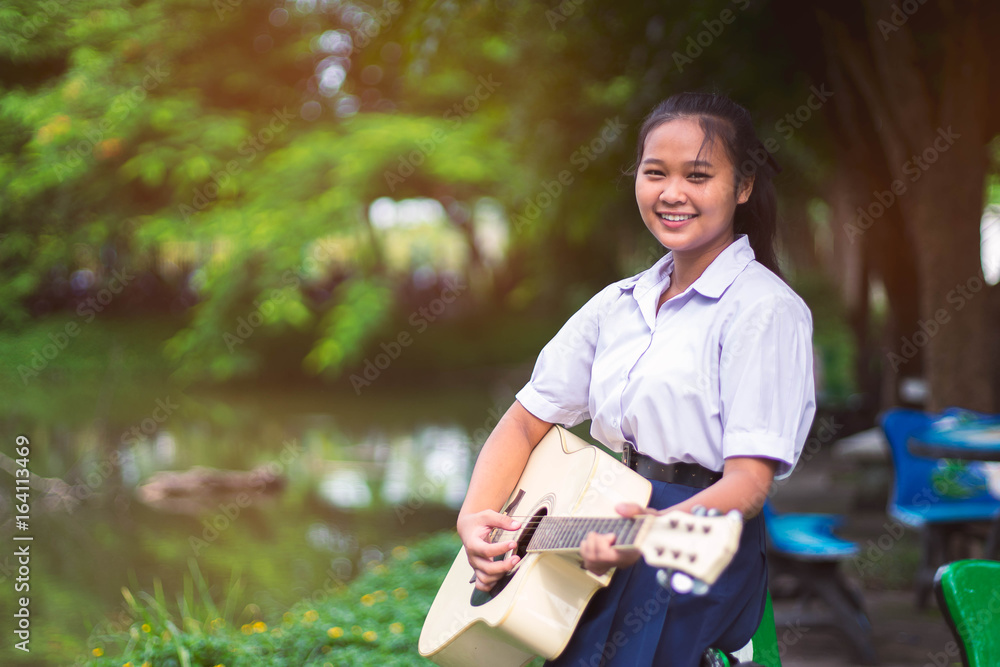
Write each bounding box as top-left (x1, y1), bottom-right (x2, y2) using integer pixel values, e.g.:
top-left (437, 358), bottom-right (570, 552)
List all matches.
top-left (457, 509), bottom-right (523, 591)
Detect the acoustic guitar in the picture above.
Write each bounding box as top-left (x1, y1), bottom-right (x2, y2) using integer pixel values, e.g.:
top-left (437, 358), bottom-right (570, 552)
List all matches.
top-left (418, 425), bottom-right (742, 667)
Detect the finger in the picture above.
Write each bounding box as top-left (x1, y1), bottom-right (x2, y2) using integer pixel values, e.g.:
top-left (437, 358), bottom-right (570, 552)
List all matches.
top-left (471, 555), bottom-right (521, 590)
top-left (481, 510), bottom-right (522, 531)
top-left (615, 502), bottom-right (654, 517)
top-left (474, 571), bottom-right (507, 591)
top-left (580, 541), bottom-right (617, 575)
top-left (580, 532), bottom-right (615, 560)
top-left (466, 542), bottom-right (512, 569)
top-left (470, 553), bottom-right (521, 577)
top-left (480, 539), bottom-right (518, 558)
top-left (465, 537), bottom-right (516, 560)
top-left (472, 556), bottom-right (520, 576)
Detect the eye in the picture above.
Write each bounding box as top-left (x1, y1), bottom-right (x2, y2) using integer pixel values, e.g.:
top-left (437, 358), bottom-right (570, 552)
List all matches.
top-left (643, 168), bottom-right (664, 177)
top-left (688, 171), bottom-right (710, 180)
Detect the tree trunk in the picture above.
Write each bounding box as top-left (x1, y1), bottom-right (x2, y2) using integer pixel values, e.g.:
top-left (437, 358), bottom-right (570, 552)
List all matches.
top-left (819, 0), bottom-right (996, 411)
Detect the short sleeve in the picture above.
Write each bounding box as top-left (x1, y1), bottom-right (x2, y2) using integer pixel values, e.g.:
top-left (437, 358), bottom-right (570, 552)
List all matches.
top-left (515, 284), bottom-right (618, 427)
top-left (719, 294), bottom-right (817, 479)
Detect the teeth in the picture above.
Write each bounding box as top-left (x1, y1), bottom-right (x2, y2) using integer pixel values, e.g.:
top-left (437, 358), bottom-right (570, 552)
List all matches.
top-left (661, 214), bottom-right (696, 222)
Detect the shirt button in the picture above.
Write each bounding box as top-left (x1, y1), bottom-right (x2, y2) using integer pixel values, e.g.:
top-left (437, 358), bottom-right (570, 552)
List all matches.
top-left (611, 419), bottom-right (619, 429)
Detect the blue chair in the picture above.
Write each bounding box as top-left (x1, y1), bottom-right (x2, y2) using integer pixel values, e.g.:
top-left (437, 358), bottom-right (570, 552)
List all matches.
top-left (880, 407), bottom-right (1000, 608)
top-left (762, 501), bottom-right (877, 664)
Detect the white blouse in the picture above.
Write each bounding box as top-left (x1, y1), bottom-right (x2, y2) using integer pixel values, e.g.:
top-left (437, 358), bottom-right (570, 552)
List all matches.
top-left (515, 234), bottom-right (817, 479)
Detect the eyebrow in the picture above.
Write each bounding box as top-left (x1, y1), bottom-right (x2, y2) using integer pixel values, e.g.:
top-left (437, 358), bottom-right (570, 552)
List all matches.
top-left (641, 158), bottom-right (715, 169)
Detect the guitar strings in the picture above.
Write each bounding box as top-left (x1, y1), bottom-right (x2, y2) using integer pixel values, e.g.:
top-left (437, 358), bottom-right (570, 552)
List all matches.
top-left (490, 515), bottom-right (646, 548)
top-left (496, 515), bottom-right (644, 521)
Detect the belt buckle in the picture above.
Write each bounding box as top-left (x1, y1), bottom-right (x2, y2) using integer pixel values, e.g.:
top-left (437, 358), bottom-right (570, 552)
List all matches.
top-left (622, 443), bottom-right (633, 469)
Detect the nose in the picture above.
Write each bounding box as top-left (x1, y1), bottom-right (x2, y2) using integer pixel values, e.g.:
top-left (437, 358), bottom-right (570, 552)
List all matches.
top-left (658, 177), bottom-right (686, 205)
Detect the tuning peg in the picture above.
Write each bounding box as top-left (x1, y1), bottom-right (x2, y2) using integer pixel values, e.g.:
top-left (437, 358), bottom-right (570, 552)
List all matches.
top-left (690, 505), bottom-right (707, 516)
top-left (726, 509), bottom-right (743, 523)
top-left (691, 580), bottom-right (710, 596)
top-left (706, 508), bottom-right (720, 517)
top-left (670, 571), bottom-right (694, 594)
top-left (655, 568), bottom-right (673, 589)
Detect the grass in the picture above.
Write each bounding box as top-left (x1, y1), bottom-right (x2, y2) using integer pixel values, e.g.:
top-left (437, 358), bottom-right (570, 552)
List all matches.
top-left (82, 532), bottom-right (462, 667)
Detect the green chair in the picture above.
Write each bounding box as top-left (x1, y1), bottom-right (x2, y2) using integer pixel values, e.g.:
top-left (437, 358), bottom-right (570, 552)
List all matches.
top-left (704, 591), bottom-right (782, 667)
top-left (934, 560), bottom-right (1000, 667)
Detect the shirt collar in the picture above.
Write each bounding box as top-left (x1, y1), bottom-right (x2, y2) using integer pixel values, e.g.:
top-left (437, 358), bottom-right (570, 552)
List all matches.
top-left (619, 234), bottom-right (757, 301)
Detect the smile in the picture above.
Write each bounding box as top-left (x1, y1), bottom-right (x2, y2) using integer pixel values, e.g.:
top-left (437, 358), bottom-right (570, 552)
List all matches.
top-left (659, 213), bottom-right (697, 222)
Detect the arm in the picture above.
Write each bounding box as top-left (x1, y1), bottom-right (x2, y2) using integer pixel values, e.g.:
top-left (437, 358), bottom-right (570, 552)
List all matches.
top-left (457, 400), bottom-right (553, 591)
top-left (668, 456), bottom-right (776, 518)
top-left (579, 456), bottom-right (776, 575)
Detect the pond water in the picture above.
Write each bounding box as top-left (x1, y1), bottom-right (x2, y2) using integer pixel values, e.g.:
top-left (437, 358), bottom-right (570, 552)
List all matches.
top-left (0, 374), bottom-right (528, 665)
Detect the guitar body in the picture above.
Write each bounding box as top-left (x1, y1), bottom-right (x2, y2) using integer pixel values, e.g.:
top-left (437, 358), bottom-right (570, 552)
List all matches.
top-left (418, 426), bottom-right (653, 667)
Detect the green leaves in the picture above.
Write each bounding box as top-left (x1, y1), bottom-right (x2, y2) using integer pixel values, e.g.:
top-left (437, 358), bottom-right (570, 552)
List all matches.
top-left (305, 277), bottom-right (392, 376)
top-left (1, 0), bottom-right (833, 384)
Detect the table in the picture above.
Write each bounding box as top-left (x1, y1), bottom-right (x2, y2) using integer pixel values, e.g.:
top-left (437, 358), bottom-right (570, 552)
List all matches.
top-left (908, 417), bottom-right (1000, 461)
top-left (907, 415), bottom-right (1000, 559)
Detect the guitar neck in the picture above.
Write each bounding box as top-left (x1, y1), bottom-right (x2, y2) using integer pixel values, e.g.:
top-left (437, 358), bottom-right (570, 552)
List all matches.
top-left (525, 516), bottom-right (650, 553)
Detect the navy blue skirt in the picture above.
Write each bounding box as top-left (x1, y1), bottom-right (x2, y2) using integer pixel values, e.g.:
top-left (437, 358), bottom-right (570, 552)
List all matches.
top-left (545, 480), bottom-right (767, 667)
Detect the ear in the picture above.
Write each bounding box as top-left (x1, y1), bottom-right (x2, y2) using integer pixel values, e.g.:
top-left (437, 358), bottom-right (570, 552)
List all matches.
top-left (737, 174), bottom-right (754, 205)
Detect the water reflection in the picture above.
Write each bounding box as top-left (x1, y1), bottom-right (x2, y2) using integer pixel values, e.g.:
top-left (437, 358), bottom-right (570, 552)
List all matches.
top-left (377, 425), bottom-right (470, 510)
top-left (0, 382), bottom-right (504, 664)
top-left (319, 466), bottom-right (373, 507)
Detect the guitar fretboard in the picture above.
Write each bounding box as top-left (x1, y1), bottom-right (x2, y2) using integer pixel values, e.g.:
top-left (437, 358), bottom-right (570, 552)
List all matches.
top-left (525, 516), bottom-right (649, 552)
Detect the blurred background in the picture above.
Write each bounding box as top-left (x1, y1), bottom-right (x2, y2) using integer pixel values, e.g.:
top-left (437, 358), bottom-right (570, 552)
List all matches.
top-left (1, 0), bottom-right (999, 665)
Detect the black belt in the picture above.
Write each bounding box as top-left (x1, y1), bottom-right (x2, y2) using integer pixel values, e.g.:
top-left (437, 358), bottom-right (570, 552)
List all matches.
top-left (622, 443), bottom-right (722, 488)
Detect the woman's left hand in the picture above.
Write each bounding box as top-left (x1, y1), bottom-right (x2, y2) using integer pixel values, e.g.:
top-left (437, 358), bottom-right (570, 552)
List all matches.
top-left (579, 502), bottom-right (656, 575)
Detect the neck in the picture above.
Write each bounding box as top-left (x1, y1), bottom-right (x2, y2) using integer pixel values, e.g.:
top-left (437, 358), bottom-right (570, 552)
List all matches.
top-left (525, 515), bottom-right (651, 552)
top-left (668, 235), bottom-right (735, 293)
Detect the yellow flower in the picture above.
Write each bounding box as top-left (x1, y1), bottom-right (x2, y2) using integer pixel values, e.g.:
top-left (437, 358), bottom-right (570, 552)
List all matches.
top-left (303, 609), bottom-right (319, 623)
top-left (252, 621), bottom-right (267, 633)
top-left (241, 624), bottom-right (253, 635)
top-left (360, 594), bottom-right (375, 607)
top-left (124, 662), bottom-right (132, 667)
top-left (389, 622), bottom-right (404, 634)
top-left (92, 648), bottom-right (104, 657)
top-left (351, 624), bottom-right (363, 635)
top-left (363, 630), bottom-right (378, 642)
top-left (321, 645), bottom-right (331, 653)
top-left (327, 626), bottom-right (344, 639)
top-left (392, 545), bottom-right (409, 560)
top-left (141, 623), bottom-right (151, 633)
top-left (142, 663), bottom-right (151, 667)
top-left (283, 612), bottom-right (294, 625)
top-left (373, 590), bottom-right (387, 602)
top-left (393, 587), bottom-right (408, 600)
top-left (271, 628), bottom-right (284, 637)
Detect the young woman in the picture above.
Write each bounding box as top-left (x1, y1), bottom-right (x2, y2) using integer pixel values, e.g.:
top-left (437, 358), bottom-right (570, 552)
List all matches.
top-left (456, 92), bottom-right (817, 666)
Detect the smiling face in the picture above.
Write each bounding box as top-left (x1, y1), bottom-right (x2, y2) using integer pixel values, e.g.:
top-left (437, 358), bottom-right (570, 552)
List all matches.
top-left (635, 117), bottom-right (752, 271)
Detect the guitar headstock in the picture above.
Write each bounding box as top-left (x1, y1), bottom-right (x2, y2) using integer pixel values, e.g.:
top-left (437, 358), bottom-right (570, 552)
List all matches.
top-left (637, 509), bottom-right (742, 585)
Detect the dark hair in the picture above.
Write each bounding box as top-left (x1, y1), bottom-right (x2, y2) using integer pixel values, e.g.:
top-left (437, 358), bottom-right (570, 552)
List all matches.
top-left (630, 92), bottom-right (783, 279)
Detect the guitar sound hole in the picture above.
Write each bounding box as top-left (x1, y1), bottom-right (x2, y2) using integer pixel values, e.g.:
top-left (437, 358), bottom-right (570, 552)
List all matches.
top-left (469, 507), bottom-right (548, 607)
